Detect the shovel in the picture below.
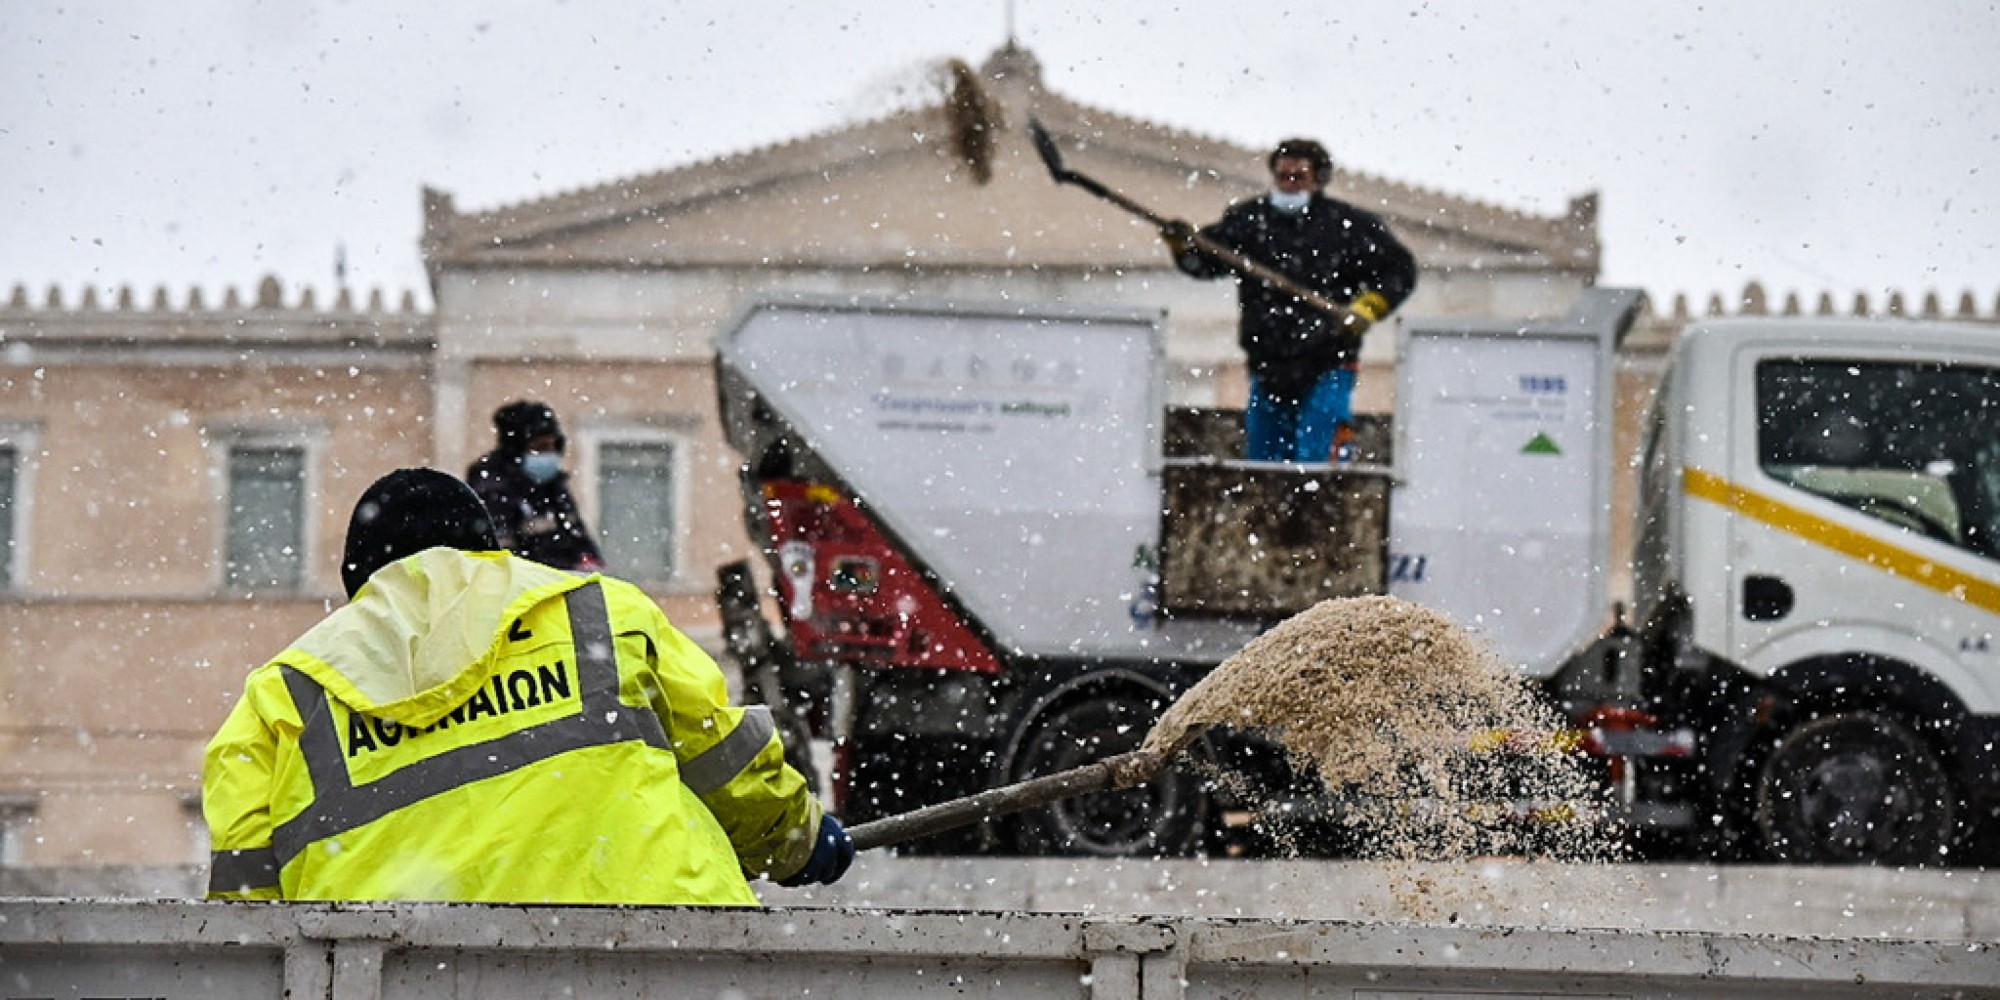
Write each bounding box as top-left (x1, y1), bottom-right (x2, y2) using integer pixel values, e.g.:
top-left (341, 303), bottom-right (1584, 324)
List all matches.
top-left (1026, 117), bottom-right (1355, 325)
top-left (844, 720), bottom-right (1598, 851)
top-left (847, 727), bottom-right (1206, 852)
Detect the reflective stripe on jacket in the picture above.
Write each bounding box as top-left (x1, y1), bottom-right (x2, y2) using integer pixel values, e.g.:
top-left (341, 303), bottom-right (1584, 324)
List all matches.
top-left (202, 548), bottom-right (818, 903)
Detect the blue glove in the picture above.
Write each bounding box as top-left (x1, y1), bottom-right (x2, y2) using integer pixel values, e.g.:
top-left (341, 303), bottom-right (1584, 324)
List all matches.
top-left (780, 814), bottom-right (855, 887)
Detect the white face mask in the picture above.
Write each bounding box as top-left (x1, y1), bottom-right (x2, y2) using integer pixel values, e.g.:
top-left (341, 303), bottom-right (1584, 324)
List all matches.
top-left (521, 450), bottom-right (563, 484)
top-left (1269, 189), bottom-right (1312, 214)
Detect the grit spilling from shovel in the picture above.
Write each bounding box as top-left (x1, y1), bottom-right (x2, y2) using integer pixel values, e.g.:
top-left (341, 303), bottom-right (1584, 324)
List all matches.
top-left (1144, 595), bottom-right (1623, 862)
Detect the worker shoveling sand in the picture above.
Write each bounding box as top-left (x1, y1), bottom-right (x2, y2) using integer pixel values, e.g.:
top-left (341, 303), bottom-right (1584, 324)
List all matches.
top-left (1145, 595), bottom-right (1623, 863)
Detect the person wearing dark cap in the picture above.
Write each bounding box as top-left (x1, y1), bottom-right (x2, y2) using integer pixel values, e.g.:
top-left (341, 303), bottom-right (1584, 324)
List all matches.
top-left (201, 468), bottom-right (850, 903)
top-left (466, 400), bottom-right (604, 573)
top-left (1160, 138), bottom-right (1418, 463)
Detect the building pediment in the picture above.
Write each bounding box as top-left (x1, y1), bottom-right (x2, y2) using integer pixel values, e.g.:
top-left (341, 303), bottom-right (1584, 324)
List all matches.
top-left (422, 44), bottom-right (1596, 278)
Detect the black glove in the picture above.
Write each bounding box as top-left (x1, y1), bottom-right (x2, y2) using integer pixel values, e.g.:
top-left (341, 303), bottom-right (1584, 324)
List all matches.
top-left (780, 814), bottom-right (855, 887)
top-left (1159, 220), bottom-right (1196, 255)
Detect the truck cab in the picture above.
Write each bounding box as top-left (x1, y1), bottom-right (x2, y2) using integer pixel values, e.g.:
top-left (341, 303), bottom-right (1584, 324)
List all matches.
top-left (1636, 318), bottom-right (2000, 862)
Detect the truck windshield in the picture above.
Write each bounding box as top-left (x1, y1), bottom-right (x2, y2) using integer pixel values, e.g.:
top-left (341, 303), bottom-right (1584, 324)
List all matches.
top-left (1758, 358), bottom-right (2000, 561)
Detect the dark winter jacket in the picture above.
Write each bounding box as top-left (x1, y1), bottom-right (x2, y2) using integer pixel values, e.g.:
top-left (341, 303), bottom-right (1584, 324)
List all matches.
top-left (465, 451), bottom-right (603, 572)
top-left (1177, 192), bottom-right (1418, 399)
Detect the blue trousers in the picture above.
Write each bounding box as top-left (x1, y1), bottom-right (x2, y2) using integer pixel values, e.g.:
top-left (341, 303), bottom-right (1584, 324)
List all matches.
top-left (1246, 368), bottom-right (1355, 463)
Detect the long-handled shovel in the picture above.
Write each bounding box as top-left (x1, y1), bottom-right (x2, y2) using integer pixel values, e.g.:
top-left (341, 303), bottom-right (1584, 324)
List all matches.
top-left (1026, 117), bottom-right (1355, 325)
top-left (844, 721), bottom-right (1598, 852)
top-left (847, 728), bottom-right (1205, 852)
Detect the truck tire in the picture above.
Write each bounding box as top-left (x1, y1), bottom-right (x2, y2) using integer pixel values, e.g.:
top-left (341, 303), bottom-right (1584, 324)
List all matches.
top-left (1008, 693), bottom-right (1205, 858)
top-left (1754, 711), bottom-right (1957, 865)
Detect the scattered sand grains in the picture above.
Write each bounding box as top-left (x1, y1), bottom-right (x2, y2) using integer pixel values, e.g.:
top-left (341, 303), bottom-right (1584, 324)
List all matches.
top-left (1145, 596), bottom-right (1621, 863)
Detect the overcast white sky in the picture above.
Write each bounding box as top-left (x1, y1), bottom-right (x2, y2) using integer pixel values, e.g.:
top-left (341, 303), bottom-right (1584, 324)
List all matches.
top-left (4, 1), bottom-right (1996, 311)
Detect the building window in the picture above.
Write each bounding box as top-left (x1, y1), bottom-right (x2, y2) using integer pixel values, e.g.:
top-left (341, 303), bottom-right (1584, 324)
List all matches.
top-left (0, 444), bottom-right (16, 591)
top-left (0, 794), bottom-right (37, 867)
top-left (225, 444), bottom-right (307, 590)
top-left (0, 424), bottom-right (37, 593)
top-left (594, 438), bottom-right (681, 583)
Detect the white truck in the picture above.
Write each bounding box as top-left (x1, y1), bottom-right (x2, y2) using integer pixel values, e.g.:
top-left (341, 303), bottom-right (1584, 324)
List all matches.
top-left (1615, 311), bottom-right (2000, 862)
top-left (713, 289), bottom-right (1999, 865)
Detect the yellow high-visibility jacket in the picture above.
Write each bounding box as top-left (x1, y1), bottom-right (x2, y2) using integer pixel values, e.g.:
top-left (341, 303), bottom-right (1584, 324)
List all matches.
top-left (202, 548), bottom-right (819, 903)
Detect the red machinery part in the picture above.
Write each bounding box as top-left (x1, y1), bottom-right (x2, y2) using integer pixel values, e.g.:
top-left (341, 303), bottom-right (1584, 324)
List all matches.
top-left (1578, 706), bottom-right (1696, 759)
top-left (761, 480), bottom-right (1002, 674)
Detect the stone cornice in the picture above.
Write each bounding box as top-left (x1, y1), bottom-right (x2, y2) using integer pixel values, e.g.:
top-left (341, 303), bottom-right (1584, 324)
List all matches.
top-left (422, 108), bottom-right (952, 261)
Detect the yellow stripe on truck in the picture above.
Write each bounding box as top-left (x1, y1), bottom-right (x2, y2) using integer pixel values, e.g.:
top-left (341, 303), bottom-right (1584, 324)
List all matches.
top-left (1683, 467), bottom-right (2000, 616)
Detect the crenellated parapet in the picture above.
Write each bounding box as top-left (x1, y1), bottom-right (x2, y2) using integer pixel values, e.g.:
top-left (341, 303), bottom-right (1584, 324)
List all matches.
top-left (1657, 281), bottom-right (1998, 322)
top-left (0, 274), bottom-right (433, 359)
top-left (1622, 281), bottom-right (2000, 352)
top-left (3, 275), bottom-right (424, 316)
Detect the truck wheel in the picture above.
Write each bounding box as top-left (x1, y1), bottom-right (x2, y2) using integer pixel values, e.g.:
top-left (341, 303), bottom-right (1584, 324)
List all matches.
top-left (1009, 694), bottom-right (1205, 857)
top-left (1755, 712), bottom-right (1957, 865)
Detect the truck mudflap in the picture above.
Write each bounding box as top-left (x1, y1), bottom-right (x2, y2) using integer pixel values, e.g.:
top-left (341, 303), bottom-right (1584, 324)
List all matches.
top-left (1574, 706), bottom-right (1703, 841)
top-left (1542, 619), bottom-right (1708, 846)
top-left (1, 900), bottom-right (1990, 999)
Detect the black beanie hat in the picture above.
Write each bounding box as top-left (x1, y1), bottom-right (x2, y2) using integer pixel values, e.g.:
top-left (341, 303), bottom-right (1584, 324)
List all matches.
top-left (1268, 137), bottom-right (1333, 185)
top-left (493, 400), bottom-right (564, 454)
top-left (340, 468), bottom-right (500, 597)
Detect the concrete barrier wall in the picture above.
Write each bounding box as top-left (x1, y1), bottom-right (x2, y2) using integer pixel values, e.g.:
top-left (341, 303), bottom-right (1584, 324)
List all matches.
top-left (784, 857), bottom-right (2000, 943)
top-left (15, 858), bottom-right (1992, 943)
top-left (0, 899), bottom-right (1993, 999)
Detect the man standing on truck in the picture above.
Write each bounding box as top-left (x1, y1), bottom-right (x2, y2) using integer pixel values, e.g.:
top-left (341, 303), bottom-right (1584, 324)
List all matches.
top-left (202, 468), bottom-right (852, 903)
top-left (1162, 138), bottom-right (1418, 463)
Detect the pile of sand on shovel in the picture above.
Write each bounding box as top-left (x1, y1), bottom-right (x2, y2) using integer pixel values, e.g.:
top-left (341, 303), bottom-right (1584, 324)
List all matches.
top-left (1144, 595), bottom-right (1621, 862)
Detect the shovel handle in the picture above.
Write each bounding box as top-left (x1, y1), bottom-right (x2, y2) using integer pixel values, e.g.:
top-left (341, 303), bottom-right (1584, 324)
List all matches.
top-left (1181, 233), bottom-right (1353, 321)
top-left (1027, 117), bottom-right (1354, 324)
top-left (847, 748), bottom-right (1169, 852)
